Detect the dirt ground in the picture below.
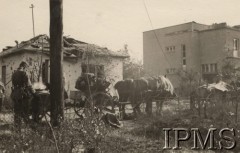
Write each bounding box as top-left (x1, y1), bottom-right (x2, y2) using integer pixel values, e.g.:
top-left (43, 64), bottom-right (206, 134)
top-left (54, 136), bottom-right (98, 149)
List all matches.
top-left (102, 100), bottom-right (236, 153)
top-left (0, 99), bottom-right (238, 153)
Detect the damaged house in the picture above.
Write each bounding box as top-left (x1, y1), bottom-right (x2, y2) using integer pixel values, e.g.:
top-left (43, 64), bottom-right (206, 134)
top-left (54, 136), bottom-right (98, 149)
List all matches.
top-left (0, 34), bottom-right (128, 99)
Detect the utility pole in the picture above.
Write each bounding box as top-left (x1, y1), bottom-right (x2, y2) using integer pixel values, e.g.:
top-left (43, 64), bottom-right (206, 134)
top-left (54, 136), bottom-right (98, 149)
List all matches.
top-left (29, 4), bottom-right (35, 37)
top-left (50, 0), bottom-right (64, 126)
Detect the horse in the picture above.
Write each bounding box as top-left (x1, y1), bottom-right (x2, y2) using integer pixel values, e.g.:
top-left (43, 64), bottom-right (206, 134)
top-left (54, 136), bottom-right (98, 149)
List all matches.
top-left (114, 75), bottom-right (175, 117)
top-left (145, 75), bottom-right (175, 115)
top-left (114, 79), bottom-right (134, 102)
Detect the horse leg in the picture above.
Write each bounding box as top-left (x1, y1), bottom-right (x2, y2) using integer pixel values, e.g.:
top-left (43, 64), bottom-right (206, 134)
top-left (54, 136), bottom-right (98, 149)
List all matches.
top-left (156, 100), bottom-right (163, 116)
top-left (197, 99), bottom-right (201, 117)
top-left (132, 101), bottom-right (141, 117)
top-left (190, 94), bottom-right (195, 110)
top-left (134, 100), bottom-right (141, 116)
top-left (145, 93), bottom-right (153, 115)
top-left (146, 100), bottom-right (152, 115)
top-left (156, 101), bottom-right (159, 115)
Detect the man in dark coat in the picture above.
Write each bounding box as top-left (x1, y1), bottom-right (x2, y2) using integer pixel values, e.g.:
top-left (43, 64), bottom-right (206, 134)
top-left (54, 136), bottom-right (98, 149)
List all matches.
top-left (75, 73), bottom-right (95, 95)
top-left (11, 61), bottom-right (35, 127)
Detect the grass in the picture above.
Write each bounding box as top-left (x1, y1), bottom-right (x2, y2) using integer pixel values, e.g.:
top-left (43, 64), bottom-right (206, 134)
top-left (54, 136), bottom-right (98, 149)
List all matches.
top-left (0, 99), bottom-right (239, 153)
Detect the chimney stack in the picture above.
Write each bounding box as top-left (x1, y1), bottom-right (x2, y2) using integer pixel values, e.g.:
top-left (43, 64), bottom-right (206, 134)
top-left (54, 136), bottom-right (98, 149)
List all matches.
top-left (15, 40), bottom-right (19, 48)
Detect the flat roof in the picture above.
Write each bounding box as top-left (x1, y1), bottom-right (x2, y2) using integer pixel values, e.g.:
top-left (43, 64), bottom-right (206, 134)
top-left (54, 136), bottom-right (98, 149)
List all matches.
top-left (143, 21), bottom-right (209, 33)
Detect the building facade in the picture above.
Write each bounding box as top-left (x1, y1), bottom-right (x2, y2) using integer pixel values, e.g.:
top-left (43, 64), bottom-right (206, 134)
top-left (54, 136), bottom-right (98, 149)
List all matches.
top-left (0, 35), bottom-right (128, 99)
top-left (143, 21), bottom-right (240, 87)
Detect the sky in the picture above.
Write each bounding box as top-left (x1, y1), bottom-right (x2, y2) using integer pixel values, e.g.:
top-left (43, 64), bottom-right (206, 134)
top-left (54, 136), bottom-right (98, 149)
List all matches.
top-left (1, 0), bottom-right (240, 61)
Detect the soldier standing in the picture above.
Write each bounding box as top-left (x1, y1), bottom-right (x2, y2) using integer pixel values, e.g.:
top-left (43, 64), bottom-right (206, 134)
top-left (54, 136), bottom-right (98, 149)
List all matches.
top-left (11, 61), bottom-right (35, 127)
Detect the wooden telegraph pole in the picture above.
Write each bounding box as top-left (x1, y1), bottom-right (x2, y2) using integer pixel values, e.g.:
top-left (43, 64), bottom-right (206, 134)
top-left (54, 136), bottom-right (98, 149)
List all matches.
top-left (29, 4), bottom-right (35, 37)
top-left (49, 0), bottom-right (64, 126)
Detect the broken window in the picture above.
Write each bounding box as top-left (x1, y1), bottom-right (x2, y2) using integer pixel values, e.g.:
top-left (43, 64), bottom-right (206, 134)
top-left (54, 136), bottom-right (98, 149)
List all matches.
top-left (81, 64), bottom-right (104, 78)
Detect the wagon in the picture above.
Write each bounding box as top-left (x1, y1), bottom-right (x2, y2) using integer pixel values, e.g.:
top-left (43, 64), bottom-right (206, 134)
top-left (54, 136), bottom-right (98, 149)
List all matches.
top-left (72, 73), bottom-right (121, 117)
top-left (30, 88), bottom-right (68, 122)
top-left (190, 81), bottom-right (233, 118)
top-left (70, 88), bottom-right (118, 118)
top-left (30, 89), bottom-right (51, 122)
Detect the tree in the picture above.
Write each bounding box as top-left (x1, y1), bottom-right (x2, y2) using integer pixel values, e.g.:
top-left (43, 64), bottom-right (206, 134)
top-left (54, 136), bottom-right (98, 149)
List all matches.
top-left (220, 60), bottom-right (240, 123)
top-left (121, 44), bottom-right (144, 79)
top-left (176, 69), bottom-right (201, 97)
top-left (123, 58), bottom-right (144, 79)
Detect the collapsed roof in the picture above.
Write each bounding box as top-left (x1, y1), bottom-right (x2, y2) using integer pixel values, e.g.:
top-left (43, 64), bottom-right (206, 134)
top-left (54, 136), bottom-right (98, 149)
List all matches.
top-left (0, 34), bottom-right (129, 58)
top-left (199, 81), bottom-right (233, 92)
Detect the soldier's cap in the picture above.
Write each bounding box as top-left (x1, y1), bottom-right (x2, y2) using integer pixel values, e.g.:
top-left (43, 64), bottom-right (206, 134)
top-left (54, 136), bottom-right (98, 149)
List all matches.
top-left (19, 61), bottom-right (29, 68)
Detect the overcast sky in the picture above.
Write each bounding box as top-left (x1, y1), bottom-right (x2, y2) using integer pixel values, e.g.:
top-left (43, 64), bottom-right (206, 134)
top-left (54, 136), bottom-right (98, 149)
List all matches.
top-left (1, 0), bottom-right (240, 61)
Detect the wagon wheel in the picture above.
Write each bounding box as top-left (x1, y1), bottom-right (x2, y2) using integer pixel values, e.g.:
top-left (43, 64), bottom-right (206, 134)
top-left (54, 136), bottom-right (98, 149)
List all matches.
top-left (74, 97), bottom-right (88, 118)
top-left (91, 92), bottom-right (114, 113)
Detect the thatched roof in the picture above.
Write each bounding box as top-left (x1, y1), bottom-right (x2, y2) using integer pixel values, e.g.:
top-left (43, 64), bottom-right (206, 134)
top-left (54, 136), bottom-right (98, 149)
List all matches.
top-left (0, 34), bottom-right (129, 58)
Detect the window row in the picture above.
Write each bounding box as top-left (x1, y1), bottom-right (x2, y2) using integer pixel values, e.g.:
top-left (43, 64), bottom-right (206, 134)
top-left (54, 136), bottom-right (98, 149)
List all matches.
top-left (165, 44), bottom-right (186, 54)
top-left (166, 68), bottom-right (176, 74)
top-left (165, 46), bottom-right (175, 52)
top-left (202, 63), bottom-right (217, 73)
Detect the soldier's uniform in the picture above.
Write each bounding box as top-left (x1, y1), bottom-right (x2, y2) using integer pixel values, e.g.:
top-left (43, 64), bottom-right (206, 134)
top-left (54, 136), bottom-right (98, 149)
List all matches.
top-left (11, 62), bottom-right (34, 126)
top-left (75, 73), bottom-right (96, 95)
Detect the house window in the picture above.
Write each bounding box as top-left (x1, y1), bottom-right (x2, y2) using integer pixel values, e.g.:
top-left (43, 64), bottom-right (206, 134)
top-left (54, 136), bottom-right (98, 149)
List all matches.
top-left (165, 46), bottom-right (175, 53)
top-left (82, 64), bottom-right (87, 73)
top-left (210, 64), bottom-right (214, 72)
top-left (233, 38), bottom-right (239, 50)
top-left (81, 64), bottom-right (104, 78)
top-left (182, 59), bottom-right (186, 65)
top-left (182, 44), bottom-right (186, 69)
top-left (202, 64), bottom-right (205, 73)
top-left (214, 63), bottom-right (217, 72)
top-left (166, 68), bottom-right (176, 74)
top-left (182, 44), bottom-right (186, 51)
top-left (206, 64), bottom-right (209, 72)
top-left (233, 39), bottom-right (239, 57)
top-left (96, 65), bottom-right (104, 77)
top-left (182, 50), bottom-right (186, 58)
top-left (2, 66), bottom-right (6, 85)
top-left (202, 63), bottom-right (217, 73)
top-left (42, 60), bottom-right (49, 84)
